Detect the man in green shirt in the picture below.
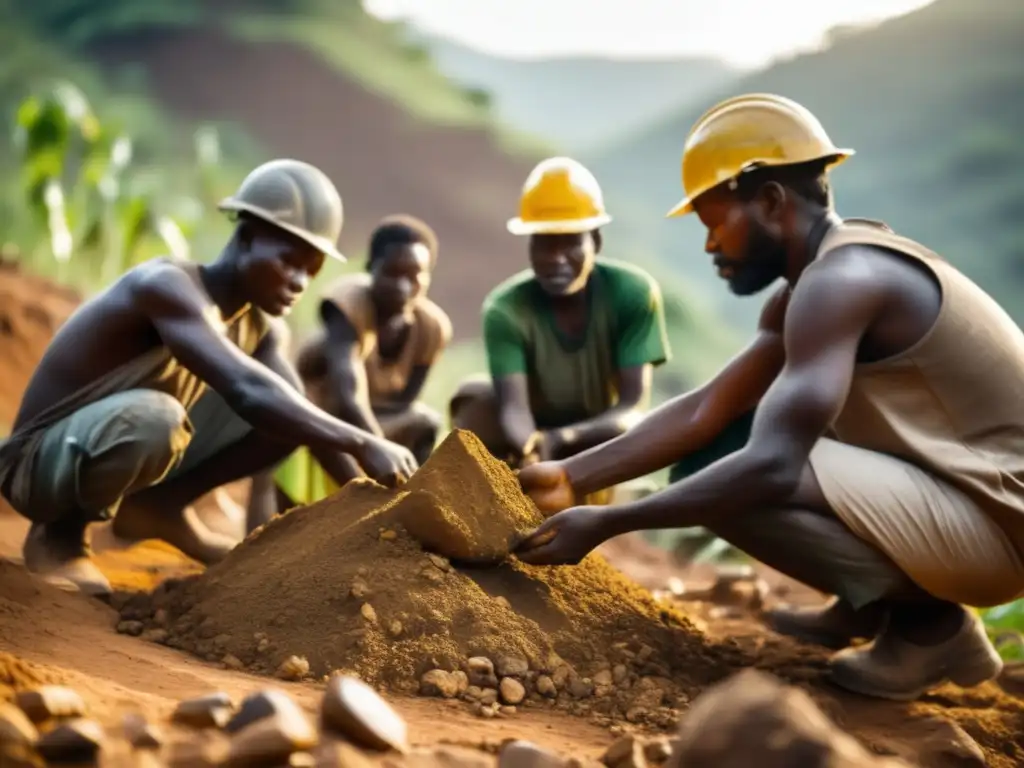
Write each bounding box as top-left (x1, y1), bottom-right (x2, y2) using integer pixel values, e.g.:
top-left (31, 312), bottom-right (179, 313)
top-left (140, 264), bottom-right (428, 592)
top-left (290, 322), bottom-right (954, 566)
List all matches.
top-left (450, 157), bottom-right (671, 473)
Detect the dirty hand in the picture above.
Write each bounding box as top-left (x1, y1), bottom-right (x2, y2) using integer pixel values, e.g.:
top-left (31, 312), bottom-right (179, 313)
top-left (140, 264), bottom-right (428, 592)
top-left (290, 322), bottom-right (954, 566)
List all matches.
top-left (513, 506), bottom-right (611, 566)
top-left (518, 460), bottom-right (576, 516)
top-left (354, 436), bottom-right (418, 487)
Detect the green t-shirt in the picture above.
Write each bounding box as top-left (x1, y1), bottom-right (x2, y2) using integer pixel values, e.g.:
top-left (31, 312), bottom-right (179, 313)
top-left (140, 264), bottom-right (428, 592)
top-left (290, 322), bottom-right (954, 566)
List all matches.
top-left (482, 258), bottom-right (671, 428)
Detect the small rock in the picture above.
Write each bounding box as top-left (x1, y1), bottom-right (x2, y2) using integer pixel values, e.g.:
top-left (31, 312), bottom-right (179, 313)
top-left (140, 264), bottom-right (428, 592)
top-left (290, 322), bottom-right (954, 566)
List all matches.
top-left (642, 739), bottom-right (673, 765)
top-left (450, 670), bottom-right (469, 695)
top-left (153, 608), bottom-right (169, 626)
top-left (116, 620), bottom-right (144, 636)
top-left (593, 670), bottom-right (613, 687)
top-left (226, 708), bottom-right (317, 766)
top-left (172, 692), bottom-right (235, 729)
top-left (499, 678), bottom-right (526, 706)
top-left (0, 700), bottom-right (38, 748)
top-left (379, 529), bottom-right (397, 541)
top-left (166, 732), bottom-right (231, 767)
top-left (222, 654), bottom-right (245, 671)
top-left (602, 736), bottom-right (647, 768)
top-left (612, 665), bottom-right (628, 685)
top-left (316, 741), bottom-right (377, 768)
top-left (277, 656), bottom-right (310, 681)
top-left (464, 686), bottom-right (484, 701)
top-left (535, 676), bottom-right (557, 698)
top-left (141, 628), bottom-right (169, 644)
top-left (478, 688), bottom-right (499, 706)
top-left (494, 596), bottom-right (512, 610)
top-left (567, 677), bottom-right (594, 699)
top-left (474, 702), bottom-right (498, 719)
top-left (360, 604), bottom-right (378, 624)
top-left (499, 740), bottom-right (566, 768)
top-left (420, 670), bottom-right (460, 699)
top-left (257, 637), bottom-right (271, 653)
top-left (388, 620), bottom-right (403, 638)
top-left (320, 675), bottom-right (408, 752)
top-left (227, 689), bottom-right (306, 734)
top-left (551, 666), bottom-right (572, 689)
top-left (36, 718), bottom-right (104, 762)
top-left (15, 686), bottom-right (86, 723)
top-left (467, 657), bottom-right (498, 688)
top-left (122, 712), bottom-right (163, 750)
top-left (499, 706), bottom-right (517, 716)
top-left (427, 554), bottom-right (450, 571)
top-left (350, 580), bottom-right (371, 600)
top-left (495, 656), bottom-right (529, 678)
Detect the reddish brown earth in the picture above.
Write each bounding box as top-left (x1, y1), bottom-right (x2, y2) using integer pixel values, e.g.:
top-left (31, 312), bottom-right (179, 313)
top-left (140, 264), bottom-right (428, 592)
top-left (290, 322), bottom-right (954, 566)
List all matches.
top-left (1, 264), bottom-right (1023, 767)
top-left (90, 27), bottom-right (541, 342)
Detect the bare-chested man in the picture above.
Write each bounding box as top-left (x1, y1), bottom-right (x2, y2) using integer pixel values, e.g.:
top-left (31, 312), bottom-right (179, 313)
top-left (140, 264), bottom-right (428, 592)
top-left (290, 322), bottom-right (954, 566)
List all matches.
top-left (0, 159), bottom-right (418, 597)
top-left (514, 94), bottom-right (1024, 701)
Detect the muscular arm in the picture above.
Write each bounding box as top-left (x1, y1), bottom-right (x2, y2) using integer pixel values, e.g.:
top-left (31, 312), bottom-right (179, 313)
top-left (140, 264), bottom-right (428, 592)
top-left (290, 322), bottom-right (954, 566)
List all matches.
top-left (138, 266), bottom-right (373, 456)
top-left (602, 259), bottom-right (884, 535)
top-left (564, 286), bottom-right (791, 496)
top-left (320, 303), bottom-right (385, 437)
top-left (545, 364), bottom-right (652, 459)
top-left (494, 373), bottom-right (540, 459)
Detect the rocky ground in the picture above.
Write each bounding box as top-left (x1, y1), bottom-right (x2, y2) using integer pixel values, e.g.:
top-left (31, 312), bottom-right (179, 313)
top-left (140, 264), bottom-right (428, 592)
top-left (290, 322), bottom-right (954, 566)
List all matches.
top-left (1, 263), bottom-right (1023, 767)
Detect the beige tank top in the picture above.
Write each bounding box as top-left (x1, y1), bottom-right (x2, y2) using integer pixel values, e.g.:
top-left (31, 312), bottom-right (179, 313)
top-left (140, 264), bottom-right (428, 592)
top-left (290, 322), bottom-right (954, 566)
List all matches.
top-left (303, 274), bottom-right (451, 408)
top-left (817, 219), bottom-right (1024, 541)
top-left (0, 259), bottom-right (270, 507)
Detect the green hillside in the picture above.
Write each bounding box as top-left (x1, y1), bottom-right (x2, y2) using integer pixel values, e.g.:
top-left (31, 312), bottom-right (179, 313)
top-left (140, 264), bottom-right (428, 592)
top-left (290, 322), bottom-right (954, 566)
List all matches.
top-left (590, 0), bottom-right (1024, 332)
top-left (410, 32), bottom-right (738, 153)
top-left (0, 0), bottom-right (739, 414)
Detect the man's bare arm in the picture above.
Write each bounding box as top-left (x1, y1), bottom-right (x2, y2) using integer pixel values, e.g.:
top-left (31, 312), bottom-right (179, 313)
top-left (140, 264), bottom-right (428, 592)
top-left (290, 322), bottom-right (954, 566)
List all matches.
top-left (138, 265), bottom-right (372, 456)
top-left (495, 374), bottom-right (540, 459)
top-left (544, 365), bottom-right (652, 459)
top-left (601, 260), bottom-right (883, 534)
top-left (321, 305), bottom-right (385, 437)
top-left (251, 322), bottom-right (363, 486)
top-left (562, 285), bottom-right (791, 496)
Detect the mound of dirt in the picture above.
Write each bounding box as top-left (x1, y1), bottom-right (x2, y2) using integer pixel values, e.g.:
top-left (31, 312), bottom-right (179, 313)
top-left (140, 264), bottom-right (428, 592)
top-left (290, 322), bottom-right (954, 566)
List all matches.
top-left (396, 431), bottom-right (543, 562)
top-left (118, 431), bottom-right (729, 725)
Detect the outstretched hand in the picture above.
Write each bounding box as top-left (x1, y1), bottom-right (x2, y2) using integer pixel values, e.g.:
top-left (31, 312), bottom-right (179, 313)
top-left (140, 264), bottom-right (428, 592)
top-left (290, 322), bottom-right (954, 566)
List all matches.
top-left (513, 505), bottom-right (612, 566)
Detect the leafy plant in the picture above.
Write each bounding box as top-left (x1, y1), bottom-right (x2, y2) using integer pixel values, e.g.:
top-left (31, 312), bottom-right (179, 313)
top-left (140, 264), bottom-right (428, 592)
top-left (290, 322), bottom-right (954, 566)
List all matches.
top-left (9, 80), bottom-right (205, 290)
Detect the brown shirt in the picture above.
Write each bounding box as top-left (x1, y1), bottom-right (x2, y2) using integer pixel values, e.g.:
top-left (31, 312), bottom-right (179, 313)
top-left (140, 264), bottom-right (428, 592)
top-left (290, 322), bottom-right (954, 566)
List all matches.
top-left (814, 219), bottom-right (1024, 543)
top-left (304, 273), bottom-right (451, 409)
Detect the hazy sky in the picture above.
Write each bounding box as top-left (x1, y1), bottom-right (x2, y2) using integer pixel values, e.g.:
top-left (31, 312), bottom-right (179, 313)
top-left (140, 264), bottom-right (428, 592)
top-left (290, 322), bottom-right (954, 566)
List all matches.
top-left (364, 0), bottom-right (936, 68)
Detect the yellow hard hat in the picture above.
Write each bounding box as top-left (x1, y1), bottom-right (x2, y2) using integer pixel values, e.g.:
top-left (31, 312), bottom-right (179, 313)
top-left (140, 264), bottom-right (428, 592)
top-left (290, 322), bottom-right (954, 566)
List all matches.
top-left (666, 93), bottom-right (855, 218)
top-left (507, 157), bottom-right (612, 236)
top-left (219, 158), bottom-right (346, 261)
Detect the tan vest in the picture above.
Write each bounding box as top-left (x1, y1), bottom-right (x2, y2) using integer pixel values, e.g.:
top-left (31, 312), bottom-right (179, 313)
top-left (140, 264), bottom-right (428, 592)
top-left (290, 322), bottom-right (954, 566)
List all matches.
top-left (304, 273), bottom-right (451, 409)
top-left (817, 219), bottom-right (1024, 543)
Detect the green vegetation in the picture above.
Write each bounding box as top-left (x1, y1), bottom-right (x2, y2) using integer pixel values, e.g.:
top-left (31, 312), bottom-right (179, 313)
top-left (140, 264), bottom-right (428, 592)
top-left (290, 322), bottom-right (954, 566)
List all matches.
top-left (589, 0), bottom-right (1024, 332)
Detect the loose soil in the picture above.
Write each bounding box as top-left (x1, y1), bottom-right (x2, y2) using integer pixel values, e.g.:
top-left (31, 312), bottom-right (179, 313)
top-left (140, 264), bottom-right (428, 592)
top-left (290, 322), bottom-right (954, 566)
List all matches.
top-left (1, 265), bottom-right (1023, 767)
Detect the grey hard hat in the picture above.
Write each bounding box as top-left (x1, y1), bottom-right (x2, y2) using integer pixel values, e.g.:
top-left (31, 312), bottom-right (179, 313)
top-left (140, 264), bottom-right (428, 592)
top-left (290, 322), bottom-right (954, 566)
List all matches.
top-left (218, 159), bottom-right (345, 261)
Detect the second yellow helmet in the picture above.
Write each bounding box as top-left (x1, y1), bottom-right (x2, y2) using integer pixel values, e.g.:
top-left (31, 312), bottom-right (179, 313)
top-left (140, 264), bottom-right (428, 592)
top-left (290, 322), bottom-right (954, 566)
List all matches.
top-left (666, 94), bottom-right (854, 218)
top-left (508, 157), bottom-right (612, 236)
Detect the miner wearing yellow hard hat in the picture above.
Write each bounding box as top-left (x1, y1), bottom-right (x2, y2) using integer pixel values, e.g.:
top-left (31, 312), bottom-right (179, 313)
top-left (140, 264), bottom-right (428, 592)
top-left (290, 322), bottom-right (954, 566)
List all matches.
top-left (0, 159), bottom-right (418, 596)
top-left (449, 157), bottom-right (670, 474)
top-left (514, 94), bottom-right (1024, 701)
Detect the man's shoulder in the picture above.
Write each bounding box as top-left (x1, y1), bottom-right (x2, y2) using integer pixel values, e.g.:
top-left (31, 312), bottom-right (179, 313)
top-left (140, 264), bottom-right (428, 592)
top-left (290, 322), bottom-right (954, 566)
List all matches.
top-left (414, 295), bottom-right (453, 338)
top-left (595, 258), bottom-right (659, 296)
top-left (129, 256), bottom-right (206, 304)
top-left (483, 268), bottom-right (536, 315)
top-left (323, 271), bottom-right (372, 302)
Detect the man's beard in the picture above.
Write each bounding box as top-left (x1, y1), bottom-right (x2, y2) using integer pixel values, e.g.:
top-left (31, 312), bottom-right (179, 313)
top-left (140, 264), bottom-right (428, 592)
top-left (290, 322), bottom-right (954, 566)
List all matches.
top-left (726, 227), bottom-right (787, 296)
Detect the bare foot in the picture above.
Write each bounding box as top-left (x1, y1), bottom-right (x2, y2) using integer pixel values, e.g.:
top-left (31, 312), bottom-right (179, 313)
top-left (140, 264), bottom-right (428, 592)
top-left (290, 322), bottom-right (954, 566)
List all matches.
top-left (22, 523), bottom-right (112, 597)
top-left (111, 499), bottom-right (238, 565)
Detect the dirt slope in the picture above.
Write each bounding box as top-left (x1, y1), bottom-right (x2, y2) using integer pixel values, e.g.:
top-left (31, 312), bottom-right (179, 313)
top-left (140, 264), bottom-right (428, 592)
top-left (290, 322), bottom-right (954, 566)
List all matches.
top-left (91, 28), bottom-right (541, 341)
